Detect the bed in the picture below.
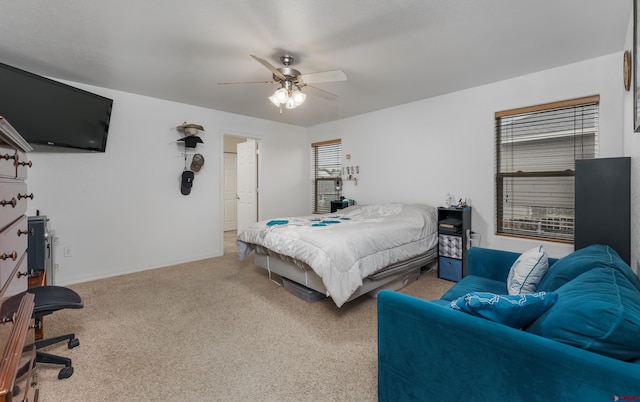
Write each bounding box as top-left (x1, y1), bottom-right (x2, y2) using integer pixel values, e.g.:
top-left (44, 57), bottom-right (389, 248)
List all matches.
top-left (236, 203), bottom-right (438, 307)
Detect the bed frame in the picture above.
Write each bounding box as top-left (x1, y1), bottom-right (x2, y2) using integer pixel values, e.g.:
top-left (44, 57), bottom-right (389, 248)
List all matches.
top-left (252, 245), bottom-right (438, 303)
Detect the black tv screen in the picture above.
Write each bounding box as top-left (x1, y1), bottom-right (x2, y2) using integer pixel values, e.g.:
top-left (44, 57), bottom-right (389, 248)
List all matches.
top-left (0, 62), bottom-right (113, 152)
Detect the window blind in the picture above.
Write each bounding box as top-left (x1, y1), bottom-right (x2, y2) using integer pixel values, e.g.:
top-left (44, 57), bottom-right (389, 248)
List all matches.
top-left (495, 96), bottom-right (599, 242)
top-left (311, 139), bottom-right (342, 213)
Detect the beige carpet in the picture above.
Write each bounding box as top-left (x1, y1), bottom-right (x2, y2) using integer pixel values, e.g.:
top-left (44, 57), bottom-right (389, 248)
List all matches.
top-left (36, 232), bottom-right (453, 401)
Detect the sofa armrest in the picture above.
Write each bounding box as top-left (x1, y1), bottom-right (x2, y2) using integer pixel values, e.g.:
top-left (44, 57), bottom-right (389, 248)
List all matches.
top-left (377, 290), bottom-right (640, 401)
top-left (466, 246), bottom-right (520, 281)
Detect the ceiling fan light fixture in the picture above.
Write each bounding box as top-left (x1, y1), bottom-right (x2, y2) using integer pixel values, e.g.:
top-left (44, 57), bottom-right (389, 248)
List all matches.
top-left (292, 90), bottom-right (306, 106)
top-left (268, 94), bottom-right (280, 107)
top-left (268, 86), bottom-right (306, 109)
top-left (224, 54), bottom-right (346, 113)
top-left (274, 88), bottom-right (289, 103)
top-left (285, 97), bottom-right (297, 109)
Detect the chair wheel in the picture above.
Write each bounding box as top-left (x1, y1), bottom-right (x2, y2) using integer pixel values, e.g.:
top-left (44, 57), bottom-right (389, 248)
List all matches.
top-left (68, 338), bottom-right (79, 349)
top-left (58, 366), bottom-right (73, 379)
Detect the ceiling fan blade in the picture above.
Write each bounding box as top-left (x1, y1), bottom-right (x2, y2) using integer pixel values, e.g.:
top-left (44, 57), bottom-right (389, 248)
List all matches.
top-left (217, 80), bottom-right (275, 85)
top-left (250, 54), bottom-right (286, 81)
top-left (305, 84), bottom-right (339, 99)
top-left (300, 70), bottom-right (347, 84)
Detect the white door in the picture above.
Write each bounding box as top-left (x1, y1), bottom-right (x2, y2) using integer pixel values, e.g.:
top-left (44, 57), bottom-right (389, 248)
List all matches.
top-left (223, 153), bottom-right (237, 231)
top-left (237, 139), bottom-right (258, 232)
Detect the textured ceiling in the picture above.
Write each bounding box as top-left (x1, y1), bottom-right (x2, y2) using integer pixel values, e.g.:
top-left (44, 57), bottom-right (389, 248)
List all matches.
top-left (0, 0), bottom-right (631, 127)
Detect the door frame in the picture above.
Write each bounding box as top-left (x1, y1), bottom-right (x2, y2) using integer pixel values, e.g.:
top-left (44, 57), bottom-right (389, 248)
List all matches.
top-left (220, 131), bottom-right (261, 254)
top-left (223, 152), bottom-right (238, 231)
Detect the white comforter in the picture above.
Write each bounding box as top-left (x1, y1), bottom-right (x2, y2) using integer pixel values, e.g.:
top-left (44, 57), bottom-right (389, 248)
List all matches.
top-left (236, 203), bottom-right (438, 307)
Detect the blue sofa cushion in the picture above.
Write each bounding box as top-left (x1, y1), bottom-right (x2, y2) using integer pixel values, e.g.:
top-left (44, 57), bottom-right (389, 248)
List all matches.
top-left (506, 245), bottom-right (549, 294)
top-left (440, 275), bottom-right (506, 301)
top-left (537, 244), bottom-right (639, 292)
top-left (527, 267), bottom-right (640, 361)
top-left (429, 299), bottom-right (451, 307)
top-left (450, 291), bottom-right (557, 329)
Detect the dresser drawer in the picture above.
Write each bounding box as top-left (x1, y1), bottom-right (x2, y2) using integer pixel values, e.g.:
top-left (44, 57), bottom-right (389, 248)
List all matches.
top-left (15, 151), bottom-right (31, 180)
top-left (0, 146), bottom-right (17, 180)
top-left (0, 182), bottom-right (27, 231)
top-left (2, 253), bottom-right (27, 299)
top-left (0, 216), bottom-right (28, 292)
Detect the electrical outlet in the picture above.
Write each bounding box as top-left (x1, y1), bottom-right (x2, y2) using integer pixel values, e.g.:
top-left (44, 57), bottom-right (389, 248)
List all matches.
top-left (64, 247), bottom-right (72, 257)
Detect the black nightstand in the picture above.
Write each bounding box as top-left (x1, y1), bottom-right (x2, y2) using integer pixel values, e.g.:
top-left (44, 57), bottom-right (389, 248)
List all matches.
top-left (437, 207), bottom-right (471, 282)
top-left (330, 200), bottom-right (348, 213)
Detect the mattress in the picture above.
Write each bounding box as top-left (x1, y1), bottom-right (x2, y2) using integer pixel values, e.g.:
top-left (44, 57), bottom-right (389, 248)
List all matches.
top-left (237, 203), bottom-right (438, 307)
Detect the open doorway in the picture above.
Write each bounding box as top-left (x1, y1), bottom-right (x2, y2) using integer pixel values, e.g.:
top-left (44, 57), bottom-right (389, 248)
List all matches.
top-left (222, 134), bottom-right (260, 254)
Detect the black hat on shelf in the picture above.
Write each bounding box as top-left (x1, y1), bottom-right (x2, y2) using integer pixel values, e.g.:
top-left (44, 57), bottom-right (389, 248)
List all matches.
top-left (178, 135), bottom-right (204, 148)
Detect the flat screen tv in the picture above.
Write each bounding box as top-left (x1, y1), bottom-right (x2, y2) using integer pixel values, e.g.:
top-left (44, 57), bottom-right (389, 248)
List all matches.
top-left (0, 62), bottom-right (113, 152)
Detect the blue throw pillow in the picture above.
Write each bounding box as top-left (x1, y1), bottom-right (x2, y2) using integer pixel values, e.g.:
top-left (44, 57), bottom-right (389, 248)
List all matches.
top-left (537, 244), bottom-right (640, 292)
top-left (527, 267), bottom-right (640, 361)
top-left (450, 291), bottom-right (557, 329)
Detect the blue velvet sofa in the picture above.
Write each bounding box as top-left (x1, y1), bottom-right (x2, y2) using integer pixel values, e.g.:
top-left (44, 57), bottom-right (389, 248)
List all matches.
top-left (377, 244), bottom-right (640, 401)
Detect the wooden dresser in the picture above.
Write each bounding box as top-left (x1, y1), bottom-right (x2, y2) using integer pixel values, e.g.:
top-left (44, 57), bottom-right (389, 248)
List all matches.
top-left (0, 117), bottom-right (37, 401)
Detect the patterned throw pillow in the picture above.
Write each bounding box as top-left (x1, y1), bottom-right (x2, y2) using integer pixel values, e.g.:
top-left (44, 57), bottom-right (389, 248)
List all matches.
top-left (507, 245), bottom-right (549, 295)
top-left (450, 291), bottom-right (557, 329)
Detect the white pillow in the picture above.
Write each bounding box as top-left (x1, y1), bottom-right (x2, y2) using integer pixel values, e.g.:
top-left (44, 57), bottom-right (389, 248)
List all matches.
top-left (506, 245), bottom-right (549, 295)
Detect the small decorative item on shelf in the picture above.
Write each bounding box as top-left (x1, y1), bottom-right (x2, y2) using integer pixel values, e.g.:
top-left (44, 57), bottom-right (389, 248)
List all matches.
top-left (445, 193), bottom-right (455, 208)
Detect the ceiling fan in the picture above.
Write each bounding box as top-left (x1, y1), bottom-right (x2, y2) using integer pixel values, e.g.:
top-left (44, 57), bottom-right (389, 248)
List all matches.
top-left (218, 54), bottom-right (347, 110)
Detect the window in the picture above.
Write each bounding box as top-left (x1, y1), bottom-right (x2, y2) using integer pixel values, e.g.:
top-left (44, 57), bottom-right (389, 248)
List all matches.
top-left (495, 96), bottom-right (599, 242)
top-left (311, 139), bottom-right (342, 213)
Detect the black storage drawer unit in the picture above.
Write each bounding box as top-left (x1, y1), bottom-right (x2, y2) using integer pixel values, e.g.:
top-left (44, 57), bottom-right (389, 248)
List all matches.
top-left (437, 207), bottom-right (471, 282)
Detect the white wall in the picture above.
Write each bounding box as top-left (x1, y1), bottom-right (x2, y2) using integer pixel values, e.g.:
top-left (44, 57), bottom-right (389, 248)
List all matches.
top-left (27, 83), bottom-right (307, 285)
top-left (308, 52), bottom-right (624, 259)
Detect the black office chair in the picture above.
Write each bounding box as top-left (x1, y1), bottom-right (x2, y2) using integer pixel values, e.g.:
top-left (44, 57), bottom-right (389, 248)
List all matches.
top-left (11, 286), bottom-right (84, 379)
